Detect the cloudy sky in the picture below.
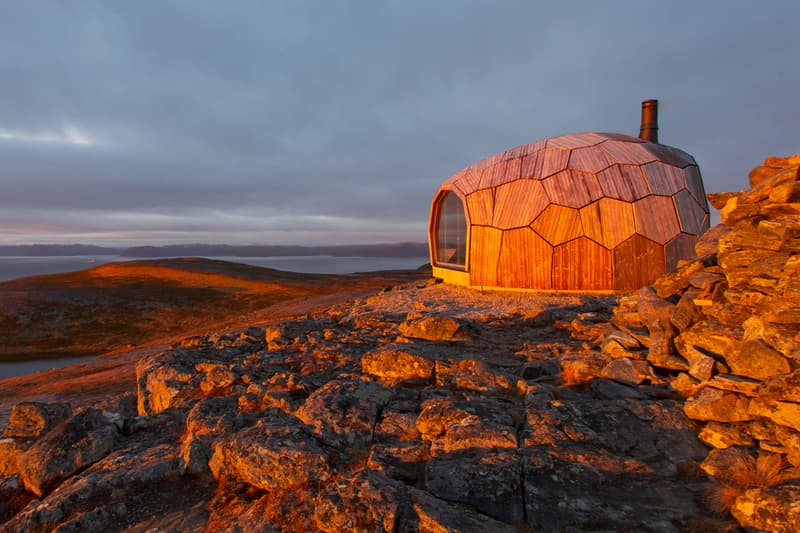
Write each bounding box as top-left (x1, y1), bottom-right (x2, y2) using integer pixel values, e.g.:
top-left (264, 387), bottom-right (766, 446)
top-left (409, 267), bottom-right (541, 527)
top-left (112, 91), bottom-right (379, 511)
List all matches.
top-left (0, 1), bottom-right (798, 246)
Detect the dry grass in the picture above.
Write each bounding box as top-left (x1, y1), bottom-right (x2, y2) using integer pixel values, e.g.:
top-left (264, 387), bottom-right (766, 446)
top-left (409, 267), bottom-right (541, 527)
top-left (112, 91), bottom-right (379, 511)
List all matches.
top-left (704, 449), bottom-right (789, 516)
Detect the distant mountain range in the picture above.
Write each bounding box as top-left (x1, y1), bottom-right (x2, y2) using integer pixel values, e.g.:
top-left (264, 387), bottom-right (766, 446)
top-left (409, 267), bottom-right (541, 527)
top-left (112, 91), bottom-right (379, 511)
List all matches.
top-left (0, 242), bottom-right (429, 258)
top-left (0, 244), bottom-right (124, 256)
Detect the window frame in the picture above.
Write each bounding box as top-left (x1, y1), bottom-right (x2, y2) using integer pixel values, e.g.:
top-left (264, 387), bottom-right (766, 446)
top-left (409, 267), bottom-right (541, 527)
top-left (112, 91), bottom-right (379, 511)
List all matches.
top-left (429, 187), bottom-right (470, 271)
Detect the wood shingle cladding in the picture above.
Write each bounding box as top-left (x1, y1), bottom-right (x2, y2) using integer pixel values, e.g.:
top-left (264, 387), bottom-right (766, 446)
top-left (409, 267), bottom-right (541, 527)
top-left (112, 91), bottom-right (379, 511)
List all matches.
top-left (429, 132), bottom-right (710, 292)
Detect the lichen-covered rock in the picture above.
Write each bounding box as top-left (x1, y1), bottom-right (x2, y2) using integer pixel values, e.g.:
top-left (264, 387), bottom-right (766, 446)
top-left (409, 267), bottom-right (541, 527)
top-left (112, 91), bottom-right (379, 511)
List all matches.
top-left (0, 438), bottom-right (28, 477)
top-left (425, 449), bottom-right (524, 523)
top-left (726, 338), bottom-right (792, 380)
top-left (523, 446), bottom-right (698, 531)
top-left (136, 349), bottom-right (206, 415)
top-left (698, 422), bottom-right (754, 449)
top-left (196, 362), bottom-right (237, 394)
top-left (296, 376), bottom-right (393, 452)
top-left (451, 359), bottom-right (522, 396)
top-left (601, 357), bottom-right (659, 386)
top-left (314, 469), bottom-right (407, 533)
top-left (731, 485), bottom-right (800, 532)
top-left (0, 475), bottom-right (32, 524)
top-left (180, 396), bottom-right (251, 474)
top-left (5, 439), bottom-right (185, 533)
top-left (559, 351), bottom-right (612, 385)
top-left (361, 344), bottom-right (435, 385)
top-left (208, 411), bottom-right (330, 492)
top-left (409, 488), bottom-right (518, 533)
top-left (415, 396), bottom-right (520, 450)
top-left (747, 397), bottom-right (800, 432)
top-left (758, 369), bottom-right (800, 403)
top-left (18, 408), bottom-right (120, 496)
top-left (2, 401), bottom-right (72, 439)
top-left (684, 387), bottom-right (752, 423)
top-left (398, 315), bottom-right (462, 341)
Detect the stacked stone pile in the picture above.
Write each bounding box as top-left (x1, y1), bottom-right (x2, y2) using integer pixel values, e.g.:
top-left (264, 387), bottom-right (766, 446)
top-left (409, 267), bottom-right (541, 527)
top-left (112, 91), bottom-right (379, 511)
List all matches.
top-left (601, 154), bottom-right (800, 531)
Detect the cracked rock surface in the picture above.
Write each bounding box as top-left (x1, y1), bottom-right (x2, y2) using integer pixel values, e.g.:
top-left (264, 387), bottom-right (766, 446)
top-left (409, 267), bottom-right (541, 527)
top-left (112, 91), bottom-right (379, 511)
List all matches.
top-left (0, 279), bottom-right (734, 532)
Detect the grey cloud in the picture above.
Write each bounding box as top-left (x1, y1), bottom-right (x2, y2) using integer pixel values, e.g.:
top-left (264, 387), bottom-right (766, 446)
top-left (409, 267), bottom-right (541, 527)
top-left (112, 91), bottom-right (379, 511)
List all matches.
top-left (0, 1), bottom-right (798, 245)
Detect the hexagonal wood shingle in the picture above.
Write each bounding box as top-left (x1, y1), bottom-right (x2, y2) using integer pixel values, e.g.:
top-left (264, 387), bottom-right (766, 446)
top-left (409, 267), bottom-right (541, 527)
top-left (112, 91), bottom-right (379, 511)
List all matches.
top-left (580, 198), bottom-right (636, 249)
top-left (497, 227), bottom-right (552, 288)
top-left (613, 234), bottom-right (665, 290)
top-left (597, 165), bottom-right (651, 202)
top-left (633, 195), bottom-right (681, 244)
top-left (553, 237), bottom-right (613, 290)
top-left (642, 162), bottom-right (687, 195)
top-left (466, 188), bottom-right (494, 226)
top-left (673, 190), bottom-right (708, 235)
top-left (531, 204), bottom-right (583, 246)
top-left (542, 169), bottom-right (604, 208)
top-left (469, 225), bottom-right (503, 286)
top-left (493, 179), bottom-right (549, 229)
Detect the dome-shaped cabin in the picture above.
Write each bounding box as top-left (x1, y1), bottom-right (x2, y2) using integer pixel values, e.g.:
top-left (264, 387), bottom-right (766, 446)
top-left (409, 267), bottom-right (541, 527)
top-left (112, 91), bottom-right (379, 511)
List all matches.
top-left (428, 101), bottom-right (710, 292)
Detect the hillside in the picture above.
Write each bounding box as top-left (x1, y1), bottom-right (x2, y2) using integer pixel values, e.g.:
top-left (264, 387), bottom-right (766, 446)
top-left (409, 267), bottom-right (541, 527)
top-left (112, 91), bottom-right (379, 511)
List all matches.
top-left (0, 258), bottom-right (429, 361)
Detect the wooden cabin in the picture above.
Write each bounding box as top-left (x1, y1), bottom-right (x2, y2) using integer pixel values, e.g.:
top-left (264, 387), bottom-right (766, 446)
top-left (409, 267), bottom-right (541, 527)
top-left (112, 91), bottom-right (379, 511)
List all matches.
top-left (428, 101), bottom-right (710, 292)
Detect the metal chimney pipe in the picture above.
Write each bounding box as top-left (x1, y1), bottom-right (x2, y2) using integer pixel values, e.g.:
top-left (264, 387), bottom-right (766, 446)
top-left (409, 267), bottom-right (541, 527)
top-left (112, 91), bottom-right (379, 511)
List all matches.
top-left (638, 99), bottom-right (658, 143)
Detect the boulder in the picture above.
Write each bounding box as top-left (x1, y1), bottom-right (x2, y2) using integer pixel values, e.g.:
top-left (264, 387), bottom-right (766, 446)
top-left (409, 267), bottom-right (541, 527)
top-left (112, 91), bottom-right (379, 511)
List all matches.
top-left (415, 396), bottom-right (519, 445)
top-left (698, 422), bottom-right (754, 449)
top-left (136, 349), bottom-right (206, 415)
top-left (684, 388), bottom-right (752, 423)
top-left (638, 286), bottom-right (676, 328)
top-left (0, 475), bottom-right (32, 524)
top-left (601, 357), bottom-right (659, 386)
top-left (429, 414), bottom-right (517, 455)
top-left (706, 374), bottom-right (762, 396)
top-left (669, 372), bottom-right (702, 398)
top-left (313, 469), bottom-right (407, 533)
top-left (196, 362), bottom-right (237, 394)
top-left (180, 396), bottom-right (251, 474)
top-left (726, 339), bottom-right (791, 380)
top-left (296, 377), bottom-right (393, 452)
top-left (757, 368), bottom-right (800, 403)
top-left (2, 402), bottom-right (72, 439)
top-left (451, 360), bottom-right (522, 396)
top-left (694, 224), bottom-right (731, 256)
top-left (361, 344), bottom-right (435, 385)
top-left (398, 316), bottom-right (462, 341)
top-left (653, 259), bottom-right (705, 299)
top-left (209, 411), bottom-right (330, 492)
top-left (743, 315), bottom-right (800, 358)
top-left (5, 438), bottom-right (186, 533)
top-left (18, 408), bottom-right (120, 496)
top-left (559, 351), bottom-right (612, 385)
top-left (415, 397), bottom-right (470, 440)
top-left (748, 398), bottom-right (800, 432)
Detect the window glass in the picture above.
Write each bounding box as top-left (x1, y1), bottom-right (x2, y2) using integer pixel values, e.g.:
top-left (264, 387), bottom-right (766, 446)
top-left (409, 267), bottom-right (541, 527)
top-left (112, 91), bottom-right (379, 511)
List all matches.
top-left (436, 192), bottom-right (466, 267)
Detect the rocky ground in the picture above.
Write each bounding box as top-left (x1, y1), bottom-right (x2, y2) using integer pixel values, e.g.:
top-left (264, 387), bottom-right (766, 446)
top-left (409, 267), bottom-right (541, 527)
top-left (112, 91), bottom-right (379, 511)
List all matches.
top-left (1, 279), bottom-right (732, 532)
top-left (1, 156), bottom-right (799, 532)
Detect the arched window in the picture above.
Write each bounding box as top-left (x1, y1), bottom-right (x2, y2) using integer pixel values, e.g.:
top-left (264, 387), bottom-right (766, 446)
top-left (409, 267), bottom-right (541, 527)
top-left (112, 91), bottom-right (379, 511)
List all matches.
top-left (434, 191), bottom-right (467, 268)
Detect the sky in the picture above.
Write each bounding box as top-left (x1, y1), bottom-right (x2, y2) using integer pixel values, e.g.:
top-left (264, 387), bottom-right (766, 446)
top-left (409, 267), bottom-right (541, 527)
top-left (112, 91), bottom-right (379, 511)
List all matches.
top-left (0, 1), bottom-right (798, 246)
